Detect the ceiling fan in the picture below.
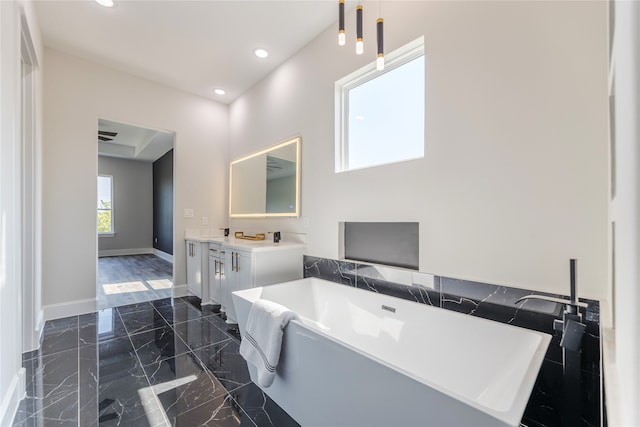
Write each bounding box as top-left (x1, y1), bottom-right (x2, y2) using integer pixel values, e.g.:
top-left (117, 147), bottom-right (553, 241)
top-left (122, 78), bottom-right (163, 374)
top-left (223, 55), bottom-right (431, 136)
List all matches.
top-left (98, 130), bottom-right (117, 142)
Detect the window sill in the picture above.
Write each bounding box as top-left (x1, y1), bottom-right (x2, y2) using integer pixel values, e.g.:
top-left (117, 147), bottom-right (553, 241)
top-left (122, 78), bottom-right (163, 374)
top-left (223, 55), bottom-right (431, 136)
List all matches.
top-left (99, 232), bottom-right (115, 238)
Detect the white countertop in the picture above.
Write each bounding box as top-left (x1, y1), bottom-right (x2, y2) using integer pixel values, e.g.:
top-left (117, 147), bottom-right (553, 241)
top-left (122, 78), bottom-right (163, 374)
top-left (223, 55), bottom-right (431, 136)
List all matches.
top-left (185, 235), bottom-right (305, 252)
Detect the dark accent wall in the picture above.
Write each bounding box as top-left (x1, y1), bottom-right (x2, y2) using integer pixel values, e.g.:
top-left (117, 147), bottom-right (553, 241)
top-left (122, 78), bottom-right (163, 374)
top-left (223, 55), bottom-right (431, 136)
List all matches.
top-left (153, 149), bottom-right (173, 255)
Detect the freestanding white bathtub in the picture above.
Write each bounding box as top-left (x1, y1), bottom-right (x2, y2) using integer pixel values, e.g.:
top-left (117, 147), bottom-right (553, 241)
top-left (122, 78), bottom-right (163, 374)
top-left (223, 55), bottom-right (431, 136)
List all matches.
top-left (232, 277), bottom-right (550, 427)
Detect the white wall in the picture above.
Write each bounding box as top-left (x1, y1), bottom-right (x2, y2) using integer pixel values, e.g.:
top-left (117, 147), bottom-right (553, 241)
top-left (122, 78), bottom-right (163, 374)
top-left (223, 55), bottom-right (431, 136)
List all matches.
top-left (609, 1), bottom-right (640, 424)
top-left (0, 0), bottom-right (43, 423)
top-left (19, 0), bottom-right (44, 354)
top-left (229, 1), bottom-right (609, 300)
top-left (43, 49), bottom-right (228, 317)
top-left (0, 3), bottom-right (23, 424)
top-left (98, 156), bottom-right (153, 254)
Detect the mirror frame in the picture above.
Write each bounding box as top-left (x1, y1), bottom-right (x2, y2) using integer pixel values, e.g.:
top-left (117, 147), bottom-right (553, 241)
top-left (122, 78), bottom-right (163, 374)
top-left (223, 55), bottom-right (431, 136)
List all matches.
top-left (229, 136), bottom-right (301, 218)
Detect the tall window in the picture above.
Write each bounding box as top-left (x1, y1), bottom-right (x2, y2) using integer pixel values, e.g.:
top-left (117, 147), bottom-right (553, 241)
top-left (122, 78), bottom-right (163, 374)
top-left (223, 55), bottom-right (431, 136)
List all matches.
top-left (336, 37), bottom-right (425, 172)
top-left (97, 175), bottom-right (113, 235)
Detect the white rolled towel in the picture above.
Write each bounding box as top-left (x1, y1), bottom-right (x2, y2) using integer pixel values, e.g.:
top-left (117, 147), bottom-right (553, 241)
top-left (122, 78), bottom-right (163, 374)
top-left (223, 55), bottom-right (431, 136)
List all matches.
top-left (239, 299), bottom-right (297, 387)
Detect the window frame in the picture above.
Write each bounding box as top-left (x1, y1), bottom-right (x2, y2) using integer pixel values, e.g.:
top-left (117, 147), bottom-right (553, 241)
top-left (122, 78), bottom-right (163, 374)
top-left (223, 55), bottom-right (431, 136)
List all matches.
top-left (335, 37), bottom-right (425, 172)
top-left (97, 174), bottom-right (115, 237)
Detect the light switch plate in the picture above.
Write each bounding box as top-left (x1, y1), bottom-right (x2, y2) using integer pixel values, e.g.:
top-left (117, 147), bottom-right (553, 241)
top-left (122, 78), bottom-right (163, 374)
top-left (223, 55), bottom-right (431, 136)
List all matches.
top-left (184, 208), bottom-right (194, 218)
top-left (202, 216), bottom-right (208, 225)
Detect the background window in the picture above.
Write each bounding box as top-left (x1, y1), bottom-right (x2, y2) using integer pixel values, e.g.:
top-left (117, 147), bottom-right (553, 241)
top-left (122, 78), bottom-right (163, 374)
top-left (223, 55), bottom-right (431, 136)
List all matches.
top-left (336, 37), bottom-right (425, 172)
top-left (98, 175), bottom-right (113, 234)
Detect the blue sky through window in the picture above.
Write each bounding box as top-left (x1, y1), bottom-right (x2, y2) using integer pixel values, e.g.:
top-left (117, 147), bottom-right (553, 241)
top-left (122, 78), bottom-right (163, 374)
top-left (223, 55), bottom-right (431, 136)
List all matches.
top-left (347, 55), bottom-right (425, 170)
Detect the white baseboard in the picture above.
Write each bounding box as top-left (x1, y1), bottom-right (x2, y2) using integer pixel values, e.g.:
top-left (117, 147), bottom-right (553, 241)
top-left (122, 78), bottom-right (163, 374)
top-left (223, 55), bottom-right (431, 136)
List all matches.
top-left (173, 284), bottom-right (188, 298)
top-left (0, 368), bottom-right (26, 427)
top-left (98, 248), bottom-right (154, 258)
top-left (153, 249), bottom-right (173, 263)
top-left (43, 298), bottom-right (97, 321)
top-left (23, 310), bottom-right (45, 353)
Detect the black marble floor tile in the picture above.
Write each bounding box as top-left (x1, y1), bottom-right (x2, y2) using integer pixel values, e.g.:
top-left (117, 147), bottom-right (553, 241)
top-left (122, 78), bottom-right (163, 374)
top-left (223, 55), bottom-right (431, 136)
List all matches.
top-left (167, 393), bottom-right (256, 427)
top-left (179, 295), bottom-right (202, 310)
top-left (16, 301), bottom-right (297, 427)
top-left (21, 349), bottom-right (39, 362)
top-left (116, 301), bottom-right (153, 315)
top-left (20, 347), bottom-right (80, 424)
top-left (18, 392), bottom-right (79, 424)
top-left (174, 317), bottom-right (232, 351)
top-left (79, 344), bottom-right (99, 427)
top-left (152, 298), bottom-right (203, 325)
top-left (195, 340), bottom-right (251, 392)
top-left (27, 347), bottom-right (79, 393)
top-left (40, 316), bottom-right (79, 356)
top-left (229, 382), bottom-right (300, 427)
top-left (119, 307), bottom-right (170, 335)
top-left (13, 411), bottom-right (78, 427)
top-left (99, 335), bottom-right (137, 362)
top-left (200, 304), bottom-right (221, 317)
top-left (206, 312), bottom-right (231, 330)
top-left (78, 308), bottom-right (130, 345)
top-left (143, 352), bottom-right (228, 419)
top-left (43, 315), bottom-right (78, 332)
top-left (98, 354), bottom-right (153, 427)
top-left (129, 325), bottom-right (190, 366)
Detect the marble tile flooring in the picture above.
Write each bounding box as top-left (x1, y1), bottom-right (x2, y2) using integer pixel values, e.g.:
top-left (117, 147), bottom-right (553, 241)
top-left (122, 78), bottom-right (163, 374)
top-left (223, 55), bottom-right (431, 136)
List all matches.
top-left (12, 298), bottom-right (300, 427)
top-left (97, 255), bottom-right (174, 309)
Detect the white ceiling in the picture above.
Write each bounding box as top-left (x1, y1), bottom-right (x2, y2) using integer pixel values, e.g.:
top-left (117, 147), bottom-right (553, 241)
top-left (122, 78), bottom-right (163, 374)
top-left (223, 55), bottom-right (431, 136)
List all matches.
top-left (34, 0), bottom-right (341, 104)
top-left (98, 118), bottom-right (174, 161)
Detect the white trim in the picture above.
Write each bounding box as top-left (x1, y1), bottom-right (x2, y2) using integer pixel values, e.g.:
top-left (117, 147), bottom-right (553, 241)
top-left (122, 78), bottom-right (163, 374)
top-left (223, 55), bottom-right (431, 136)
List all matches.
top-left (98, 247), bottom-right (153, 258)
top-left (22, 308), bottom-right (44, 354)
top-left (0, 368), bottom-right (26, 427)
top-left (43, 298), bottom-right (97, 321)
top-left (172, 284), bottom-right (188, 298)
top-left (153, 248), bottom-right (173, 263)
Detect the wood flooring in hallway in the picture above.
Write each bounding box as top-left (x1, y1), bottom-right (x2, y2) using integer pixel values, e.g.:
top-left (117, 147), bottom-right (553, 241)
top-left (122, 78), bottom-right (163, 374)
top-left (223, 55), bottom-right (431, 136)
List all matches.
top-left (97, 254), bottom-right (174, 309)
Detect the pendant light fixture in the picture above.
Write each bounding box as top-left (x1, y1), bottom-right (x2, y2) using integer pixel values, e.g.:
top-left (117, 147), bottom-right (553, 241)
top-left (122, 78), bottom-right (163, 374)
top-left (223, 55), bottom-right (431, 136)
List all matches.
top-left (338, 0), bottom-right (346, 46)
top-left (356, 4), bottom-right (364, 55)
top-left (337, 1), bottom-right (386, 67)
top-left (376, 18), bottom-right (384, 70)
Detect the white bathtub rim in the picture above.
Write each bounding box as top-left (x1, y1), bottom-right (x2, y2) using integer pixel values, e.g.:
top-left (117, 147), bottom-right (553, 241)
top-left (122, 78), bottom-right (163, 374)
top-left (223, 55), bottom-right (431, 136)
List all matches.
top-left (233, 278), bottom-right (551, 427)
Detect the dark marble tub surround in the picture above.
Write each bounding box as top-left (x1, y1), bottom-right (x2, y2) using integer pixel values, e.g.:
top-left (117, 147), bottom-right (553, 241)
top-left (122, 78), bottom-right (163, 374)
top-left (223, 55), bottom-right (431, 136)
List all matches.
top-left (303, 255), bottom-right (602, 427)
top-left (13, 297), bottom-right (300, 427)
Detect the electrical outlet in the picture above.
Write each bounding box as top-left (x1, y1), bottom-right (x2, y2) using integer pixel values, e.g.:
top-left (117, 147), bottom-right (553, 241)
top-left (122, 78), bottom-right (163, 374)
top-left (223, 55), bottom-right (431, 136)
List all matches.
top-left (184, 208), bottom-right (194, 218)
top-left (303, 216), bottom-right (310, 229)
top-left (202, 216), bottom-right (208, 225)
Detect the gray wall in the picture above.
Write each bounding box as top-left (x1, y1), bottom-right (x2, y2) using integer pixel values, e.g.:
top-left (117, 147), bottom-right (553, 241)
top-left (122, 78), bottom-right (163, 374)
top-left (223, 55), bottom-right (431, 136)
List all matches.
top-left (98, 156), bottom-right (153, 252)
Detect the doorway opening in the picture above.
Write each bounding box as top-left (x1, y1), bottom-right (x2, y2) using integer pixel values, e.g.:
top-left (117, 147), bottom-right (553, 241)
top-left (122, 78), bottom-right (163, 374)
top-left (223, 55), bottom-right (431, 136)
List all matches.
top-left (96, 118), bottom-right (175, 309)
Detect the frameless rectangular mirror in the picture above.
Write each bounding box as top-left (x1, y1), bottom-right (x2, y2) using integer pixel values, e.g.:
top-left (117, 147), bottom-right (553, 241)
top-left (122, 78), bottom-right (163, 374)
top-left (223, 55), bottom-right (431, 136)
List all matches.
top-left (230, 137), bottom-right (300, 218)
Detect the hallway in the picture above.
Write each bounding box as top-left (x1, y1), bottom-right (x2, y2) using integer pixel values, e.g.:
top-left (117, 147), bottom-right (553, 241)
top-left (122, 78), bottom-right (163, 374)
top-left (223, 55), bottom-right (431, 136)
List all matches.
top-left (97, 255), bottom-right (173, 309)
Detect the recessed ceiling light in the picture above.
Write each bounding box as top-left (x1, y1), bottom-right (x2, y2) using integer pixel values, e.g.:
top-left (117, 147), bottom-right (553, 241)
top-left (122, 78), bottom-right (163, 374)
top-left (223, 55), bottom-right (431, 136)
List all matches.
top-left (94, 0), bottom-right (114, 7)
top-left (214, 88), bottom-right (226, 95)
top-left (254, 48), bottom-right (269, 59)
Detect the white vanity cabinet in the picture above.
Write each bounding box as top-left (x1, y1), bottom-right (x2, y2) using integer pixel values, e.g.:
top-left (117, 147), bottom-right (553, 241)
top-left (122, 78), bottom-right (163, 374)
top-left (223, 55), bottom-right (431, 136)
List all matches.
top-left (185, 239), bottom-right (210, 301)
top-left (207, 242), bottom-right (224, 306)
top-left (221, 242), bottom-right (305, 324)
top-left (186, 236), bottom-right (304, 320)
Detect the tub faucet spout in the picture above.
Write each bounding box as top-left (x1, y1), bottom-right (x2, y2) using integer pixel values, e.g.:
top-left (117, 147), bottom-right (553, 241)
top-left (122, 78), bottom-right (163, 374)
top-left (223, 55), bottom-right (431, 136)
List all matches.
top-left (515, 259), bottom-right (586, 426)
